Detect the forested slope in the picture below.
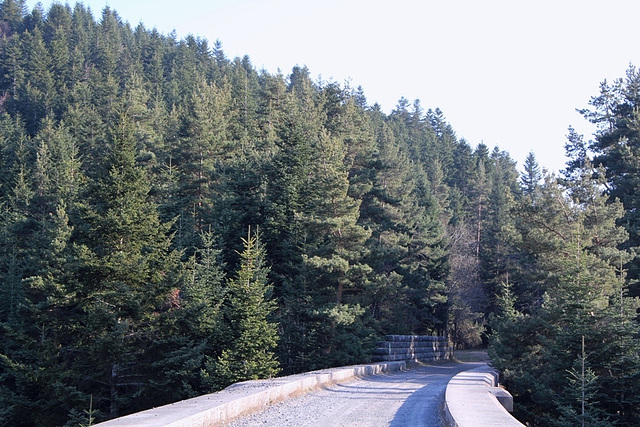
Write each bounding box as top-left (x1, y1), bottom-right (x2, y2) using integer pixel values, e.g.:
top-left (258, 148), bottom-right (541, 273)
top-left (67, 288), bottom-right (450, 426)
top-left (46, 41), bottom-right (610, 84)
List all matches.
top-left (1, 1), bottom-right (640, 426)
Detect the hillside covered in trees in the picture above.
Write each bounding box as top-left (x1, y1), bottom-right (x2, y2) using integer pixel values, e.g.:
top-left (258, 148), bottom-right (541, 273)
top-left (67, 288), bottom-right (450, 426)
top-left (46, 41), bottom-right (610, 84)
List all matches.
top-left (1, 1), bottom-right (640, 426)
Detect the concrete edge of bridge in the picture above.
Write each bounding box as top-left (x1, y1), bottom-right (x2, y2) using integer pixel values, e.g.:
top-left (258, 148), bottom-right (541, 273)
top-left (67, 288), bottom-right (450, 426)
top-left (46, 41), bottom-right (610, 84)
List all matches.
top-left (95, 360), bottom-right (407, 427)
top-left (444, 365), bottom-right (525, 427)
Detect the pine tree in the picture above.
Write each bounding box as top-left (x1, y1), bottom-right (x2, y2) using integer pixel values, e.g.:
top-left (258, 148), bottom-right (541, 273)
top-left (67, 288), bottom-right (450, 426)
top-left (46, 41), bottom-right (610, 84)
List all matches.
top-left (490, 161), bottom-right (640, 425)
top-left (577, 65), bottom-right (640, 293)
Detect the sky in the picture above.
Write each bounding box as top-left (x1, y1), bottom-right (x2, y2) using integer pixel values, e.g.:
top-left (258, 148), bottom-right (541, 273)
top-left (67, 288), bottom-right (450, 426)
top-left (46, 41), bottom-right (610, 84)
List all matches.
top-left (29, 0), bottom-right (640, 173)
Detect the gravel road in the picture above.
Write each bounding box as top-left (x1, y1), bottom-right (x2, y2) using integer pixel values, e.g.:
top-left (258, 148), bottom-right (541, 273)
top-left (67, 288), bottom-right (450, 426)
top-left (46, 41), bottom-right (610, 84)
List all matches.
top-left (225, 358), bottom-right (487, 427)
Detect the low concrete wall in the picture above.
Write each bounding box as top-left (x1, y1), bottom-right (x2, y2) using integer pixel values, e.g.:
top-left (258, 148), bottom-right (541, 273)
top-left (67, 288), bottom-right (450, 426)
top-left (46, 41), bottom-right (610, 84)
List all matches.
top-left (444, 365), bottom-right (524, 427)
top-left (95, 361), bottom-right (406, 427)
top-left (372, 335), bottom-right (451, 362)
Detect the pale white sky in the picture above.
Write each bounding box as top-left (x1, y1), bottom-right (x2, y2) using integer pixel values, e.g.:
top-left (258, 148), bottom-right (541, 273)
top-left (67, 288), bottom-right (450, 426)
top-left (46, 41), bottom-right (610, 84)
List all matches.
top-left (32, 0), bottom-right (640, 173)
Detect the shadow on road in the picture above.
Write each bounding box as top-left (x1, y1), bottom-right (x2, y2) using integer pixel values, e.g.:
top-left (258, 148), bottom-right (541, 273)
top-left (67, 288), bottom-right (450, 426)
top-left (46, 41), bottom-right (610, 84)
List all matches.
top-left (388, 352), bottom-right (489, 427)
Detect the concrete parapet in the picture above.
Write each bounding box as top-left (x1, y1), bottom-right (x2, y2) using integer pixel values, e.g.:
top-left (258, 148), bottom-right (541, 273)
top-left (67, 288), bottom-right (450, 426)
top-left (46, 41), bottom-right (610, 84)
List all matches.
top-left (444, 365), bottom-right (524, 427)
top-left (489, 386), bottom-right (514, 412)
top-left (95, 361), bottom-right (406, 427)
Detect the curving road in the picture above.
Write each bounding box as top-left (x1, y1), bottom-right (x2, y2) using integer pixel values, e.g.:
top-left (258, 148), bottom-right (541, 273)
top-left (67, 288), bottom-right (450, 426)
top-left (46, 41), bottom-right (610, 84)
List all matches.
top-left (226, 355), bottom-right (488, 427)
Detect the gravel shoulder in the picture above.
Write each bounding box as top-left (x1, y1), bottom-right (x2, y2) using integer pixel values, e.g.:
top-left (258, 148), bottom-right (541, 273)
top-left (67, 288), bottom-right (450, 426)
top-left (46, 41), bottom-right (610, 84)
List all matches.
top-left (225, 353), bottom-right (488, 427)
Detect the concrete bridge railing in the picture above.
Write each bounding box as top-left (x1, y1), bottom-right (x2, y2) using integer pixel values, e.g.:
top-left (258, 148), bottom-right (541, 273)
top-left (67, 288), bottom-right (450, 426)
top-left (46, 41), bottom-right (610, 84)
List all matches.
top-left (96, 337), bottom-right (523, 426)
top-left (95, 361), bottom-right (406, 426)
top-left (444, 365), bottom-right (524, 427)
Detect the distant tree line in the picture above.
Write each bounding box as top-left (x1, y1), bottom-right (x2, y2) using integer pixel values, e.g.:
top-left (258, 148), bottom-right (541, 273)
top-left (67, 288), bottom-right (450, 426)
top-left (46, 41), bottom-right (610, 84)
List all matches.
top-left (0, 1), bottom-right (639, 425)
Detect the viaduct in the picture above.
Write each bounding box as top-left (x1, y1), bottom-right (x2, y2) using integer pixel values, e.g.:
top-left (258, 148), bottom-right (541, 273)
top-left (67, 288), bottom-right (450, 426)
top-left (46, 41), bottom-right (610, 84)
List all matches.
top-left (96, 336), bottom-right (523, 426)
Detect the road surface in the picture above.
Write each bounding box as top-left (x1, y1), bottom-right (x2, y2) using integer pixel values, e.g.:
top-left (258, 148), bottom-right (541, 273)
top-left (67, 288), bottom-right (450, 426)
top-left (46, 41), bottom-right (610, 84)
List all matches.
top-left (226, 354), bottom-right (487, 427)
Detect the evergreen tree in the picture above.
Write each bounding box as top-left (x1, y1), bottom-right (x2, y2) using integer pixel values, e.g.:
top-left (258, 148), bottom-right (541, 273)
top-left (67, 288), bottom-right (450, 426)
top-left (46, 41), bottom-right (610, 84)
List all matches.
top-left (0, 0), bottom-right (25, 36)
top-left (490, 162), bottom-right (640, 425)
top-left (521, 151), bottom-right (542, 196)
top-left (363, 105), bottom-right (448, 336)
top-left (446, 221), bottom-right (485, 349)
top-left (577, 65), bottom-right (640, 293)
top-left (172, 77), bottom-right (230, 248)
top-left (267, 71), bottom-right (376, 372)
top-left (469, 149), bottom-right (489, 259)
top-left (151, 230), bottom-right (226, 401)
top-left (7, 3), bottom-right (636, 423)
top-left (480, 149), bottom-right (520, 314)
top-left (447, 139), bottom-right (475, 224)
top-left (70, 112), bottom-right (181, 420)
top-left (13, 26), bottom-right (55, 134)
top-left (210, 228), bottom-right (279, 389)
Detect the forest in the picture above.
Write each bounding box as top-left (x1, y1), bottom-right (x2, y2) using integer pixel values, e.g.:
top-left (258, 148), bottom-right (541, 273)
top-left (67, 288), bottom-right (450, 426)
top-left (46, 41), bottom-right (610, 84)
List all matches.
top-left (0, 1), bottom-right (640, 425)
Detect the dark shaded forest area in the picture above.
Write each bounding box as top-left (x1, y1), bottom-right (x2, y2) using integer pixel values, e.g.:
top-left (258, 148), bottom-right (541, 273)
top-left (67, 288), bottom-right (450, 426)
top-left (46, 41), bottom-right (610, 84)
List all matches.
top-left (1, 1), bottom-right (640, 426)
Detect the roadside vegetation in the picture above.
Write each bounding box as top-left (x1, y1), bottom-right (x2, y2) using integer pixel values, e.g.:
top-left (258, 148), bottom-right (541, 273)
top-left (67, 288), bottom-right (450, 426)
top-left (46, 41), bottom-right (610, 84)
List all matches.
top-left (0, 1), bottom-right (639, 425)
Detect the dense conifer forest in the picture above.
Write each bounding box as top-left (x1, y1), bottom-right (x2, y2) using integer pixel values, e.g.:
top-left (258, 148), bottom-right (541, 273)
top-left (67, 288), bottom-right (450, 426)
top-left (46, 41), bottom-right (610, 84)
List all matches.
top-left (1, 1), bottom-right (640, 425)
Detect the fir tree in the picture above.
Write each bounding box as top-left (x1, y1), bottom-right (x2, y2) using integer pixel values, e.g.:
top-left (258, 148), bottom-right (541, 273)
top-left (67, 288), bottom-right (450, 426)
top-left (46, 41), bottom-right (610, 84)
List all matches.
top-left (209, 228), bottom-right (279, 389)
top-left (71, 112), bottom-right (181, 419)
top-left (521, 151), bottom-right (542, 196)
